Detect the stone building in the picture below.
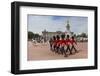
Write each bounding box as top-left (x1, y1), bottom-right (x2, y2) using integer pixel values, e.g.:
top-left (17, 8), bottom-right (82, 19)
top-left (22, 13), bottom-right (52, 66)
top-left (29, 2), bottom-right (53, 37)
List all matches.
top-left (42, 20), bottom-right (74, 41)
top-left (42, 30), bottom-right (65, 41)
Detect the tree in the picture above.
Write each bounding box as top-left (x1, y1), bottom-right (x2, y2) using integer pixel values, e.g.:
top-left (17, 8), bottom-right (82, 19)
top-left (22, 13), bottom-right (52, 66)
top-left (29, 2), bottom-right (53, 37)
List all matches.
top-left (77, 33), bottom-right (87, 38)
top-left (80, 32), bottom-right (87, 38)
top-left (73, 34), bottom-right (76, 38)
top-left (34, 33), bottom-right (40, 38)
top-left (28, 31), bottom-right (34, 40)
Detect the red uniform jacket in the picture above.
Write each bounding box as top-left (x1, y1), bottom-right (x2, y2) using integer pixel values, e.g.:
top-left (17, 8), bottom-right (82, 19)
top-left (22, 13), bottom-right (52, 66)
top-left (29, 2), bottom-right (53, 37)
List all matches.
top-left (59, 39), bottom-right (66, 46)
top-left (66, 39), bottom-right (71, 45)
top-left (70, 39), bottom-right (77, 45)
top-left (56, 40), bottom-right (60, 47)
top-left (53, 40), bottom-right (60, 46)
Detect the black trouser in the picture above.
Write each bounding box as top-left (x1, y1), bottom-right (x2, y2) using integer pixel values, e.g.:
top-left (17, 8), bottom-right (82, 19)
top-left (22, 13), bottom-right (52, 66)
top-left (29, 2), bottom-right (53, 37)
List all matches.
top-left (53, 45), bottom-right (56, 52)
top-left (56, 46), bottom-right (59, 53)
top-left (70, 45), bottom-right (77, 53)
top-left (56, 45), bottom-right (61, 53)
top-left (66, 45), bottom-right (71, 54)
top-left (60, 46), bottom-right (67, 56)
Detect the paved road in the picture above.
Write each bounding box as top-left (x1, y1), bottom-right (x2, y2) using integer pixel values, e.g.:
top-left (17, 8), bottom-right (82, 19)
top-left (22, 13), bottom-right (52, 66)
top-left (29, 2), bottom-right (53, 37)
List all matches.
top-left (27, 41), bottom-right (88, 61)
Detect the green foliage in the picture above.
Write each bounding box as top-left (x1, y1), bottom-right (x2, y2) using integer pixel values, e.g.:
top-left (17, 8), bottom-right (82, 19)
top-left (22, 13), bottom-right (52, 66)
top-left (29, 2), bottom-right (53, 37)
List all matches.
top-left (77, 32), bottom-right (87, 38)
top-left (28, 31), bottom-right (41, 40)
top-left (28, 31), bottom-right (34, 40)
top-left (80, 32), bottom-right (87, 38)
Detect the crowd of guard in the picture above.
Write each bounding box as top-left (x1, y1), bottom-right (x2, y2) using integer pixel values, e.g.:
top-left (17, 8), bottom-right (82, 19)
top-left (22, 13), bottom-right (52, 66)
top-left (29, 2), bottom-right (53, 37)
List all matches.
top-left (49, 34), bottom-right (78, 57)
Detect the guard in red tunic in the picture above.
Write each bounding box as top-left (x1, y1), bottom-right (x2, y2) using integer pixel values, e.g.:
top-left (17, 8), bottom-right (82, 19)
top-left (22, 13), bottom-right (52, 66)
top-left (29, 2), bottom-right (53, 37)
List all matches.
top-left (65, 35), bottom-right (71, 54)
top-left (60, 34), bottom-right (68, 57)
top-left (55, 35), bottom-right (60, 54)
top-left (70, 36), bottom-right (78, 54)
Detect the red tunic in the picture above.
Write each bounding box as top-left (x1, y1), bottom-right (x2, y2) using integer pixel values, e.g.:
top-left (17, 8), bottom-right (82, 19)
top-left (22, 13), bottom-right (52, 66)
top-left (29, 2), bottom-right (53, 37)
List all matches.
top-left (56, 40), bottom-right (60, 47)
top-left (70, 39), bottom-right (77, 45)
top-left (65, 39), bottom-right (71, 45)
top-left (59, 39), bottom-right (66, 46)
top-left (53, 40), bottom-right (60, 46)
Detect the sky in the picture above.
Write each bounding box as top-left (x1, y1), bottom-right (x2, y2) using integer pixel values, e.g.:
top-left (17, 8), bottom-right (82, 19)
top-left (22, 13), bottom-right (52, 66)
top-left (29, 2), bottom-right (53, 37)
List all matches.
top-left (27, 14), bottom-right (88, 35)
